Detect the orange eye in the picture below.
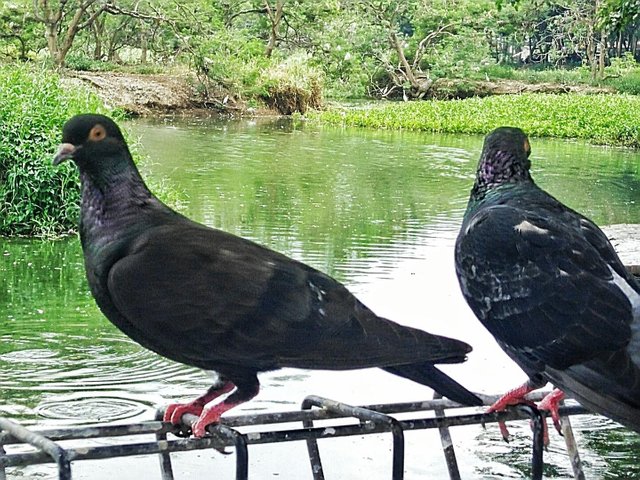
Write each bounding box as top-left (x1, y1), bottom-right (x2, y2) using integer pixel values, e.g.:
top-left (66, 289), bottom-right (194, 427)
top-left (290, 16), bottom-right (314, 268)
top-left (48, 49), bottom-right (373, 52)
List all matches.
top-left (89, 124), bottom-right (107, 141)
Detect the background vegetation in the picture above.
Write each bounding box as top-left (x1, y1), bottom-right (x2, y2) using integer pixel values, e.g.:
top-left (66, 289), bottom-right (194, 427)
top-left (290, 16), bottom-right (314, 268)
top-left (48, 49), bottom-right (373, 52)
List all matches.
top-left (2, 0), bottom-right (640, 102)
top-left (0, 65), bottom-right (110, 237)
top-left (313, 93), bottom-right (640, 146)
top-left (3, 1), bottom-right (640, 236)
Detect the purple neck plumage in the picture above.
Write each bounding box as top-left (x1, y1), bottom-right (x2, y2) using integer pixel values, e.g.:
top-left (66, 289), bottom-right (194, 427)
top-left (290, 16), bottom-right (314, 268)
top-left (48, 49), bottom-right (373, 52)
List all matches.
top-left (79, 166), bottom-right (156, 249)
top-left (470, 148), bottom-right (532, 201)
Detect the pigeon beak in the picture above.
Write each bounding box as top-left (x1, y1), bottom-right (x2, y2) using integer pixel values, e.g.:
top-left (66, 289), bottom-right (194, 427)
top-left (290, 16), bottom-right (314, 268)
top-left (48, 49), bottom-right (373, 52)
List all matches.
top-left (53, 143), bottom-right (77, 165)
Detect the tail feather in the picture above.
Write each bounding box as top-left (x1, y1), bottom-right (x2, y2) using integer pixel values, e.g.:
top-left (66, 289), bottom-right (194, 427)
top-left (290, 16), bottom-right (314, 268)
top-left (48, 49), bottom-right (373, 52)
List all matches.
top-left (383, 362), bottom-right (482, 406)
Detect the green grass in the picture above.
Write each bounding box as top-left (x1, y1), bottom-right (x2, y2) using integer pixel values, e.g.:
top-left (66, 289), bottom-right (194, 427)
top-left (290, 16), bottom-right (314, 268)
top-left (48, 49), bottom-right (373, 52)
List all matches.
top-left (0, 64), bottom-right (182, 238)
top-left (0, 64), bottom-right (115, 237)
top-left (313, 94), bottom-right (640, 147)
top-left (477, 64), bottom-right (590, 85)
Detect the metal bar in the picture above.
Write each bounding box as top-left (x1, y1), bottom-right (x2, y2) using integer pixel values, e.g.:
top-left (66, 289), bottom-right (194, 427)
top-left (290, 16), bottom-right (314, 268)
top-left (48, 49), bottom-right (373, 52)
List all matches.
top-left (433, 392), bottom-right (461, 480)
top-left (0, 422), bottom-right (169, 445)
top-left (303, 396), bottom-right (405, 480)
top-left (0, 404), bottom-right (590, 469)
top-left (0, 391), bottom-right (556, 446)
top-left (515, 405), bottom-right (545, 480)
top-left (301, 396), bottom-right (325, 480)
top-left (560, 411), bottom-right (585, 480)
top-left (0, 418), bottom-right (72, 480)
top-left (208, 425), bottom-right (248, 480)
top-left (154, 409), bottom-right (175, 480)
top-left (0, 444), bottom-right (6, 480)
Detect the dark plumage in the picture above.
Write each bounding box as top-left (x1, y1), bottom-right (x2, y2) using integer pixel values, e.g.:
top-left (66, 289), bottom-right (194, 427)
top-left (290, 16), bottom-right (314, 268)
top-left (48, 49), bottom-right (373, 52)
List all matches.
top-left (54, 114), bottom-right (481, 437)
top-left (455, 127), bottom-right (640, 434)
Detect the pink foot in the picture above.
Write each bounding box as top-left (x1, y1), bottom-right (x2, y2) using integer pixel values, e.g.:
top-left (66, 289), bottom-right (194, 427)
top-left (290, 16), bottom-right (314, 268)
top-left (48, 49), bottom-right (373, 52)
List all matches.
top-left (538, 388), bottom-right (565, 438)
top-left (163, 401), bottom-right (204, 424)
top-left (486, 382), bottom-right (537, 442)
top-left (163, 381), bottom-right (235, 425)
top-left (192, 400), bottom-right (244, 437)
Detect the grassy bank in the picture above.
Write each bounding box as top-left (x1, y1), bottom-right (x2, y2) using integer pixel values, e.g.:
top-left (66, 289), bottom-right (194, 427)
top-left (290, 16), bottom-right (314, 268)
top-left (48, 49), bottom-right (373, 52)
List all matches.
top-left (0, 66), bottom-right (185, 238)
top-left (0, 65), bottom-right (112, 237)
top-left (313, 94), bottom-right (640, 147)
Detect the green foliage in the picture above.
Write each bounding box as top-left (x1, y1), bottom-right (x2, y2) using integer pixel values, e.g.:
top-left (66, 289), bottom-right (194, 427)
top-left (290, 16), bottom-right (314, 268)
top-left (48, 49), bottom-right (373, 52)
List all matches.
top-left (478, 64), bottom-right (591, 84)
top-left (190, 29), bottom-right (271, 98)
top-left (312, 94), bottom-right (640, 147)
top-left (0, 64), bottom-right (110, 237)
top-left (64, 54), bottom-right (120, 72)
top-left (258, 52), bottom-right (324, 113)
top-left (63, 53), bottom-right (167, 74)
top-left (602, 52), bottom-right (640, 94)
top-left (0, 0), bottom-right (43, 61)
top-left (606, 71), bottom-right (640, 94)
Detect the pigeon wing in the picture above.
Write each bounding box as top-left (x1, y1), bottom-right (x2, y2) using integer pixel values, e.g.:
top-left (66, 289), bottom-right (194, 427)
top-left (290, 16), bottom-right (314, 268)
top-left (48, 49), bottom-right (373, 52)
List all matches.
top-left (456, 203), bottom-right (632, 371)
top-left (107, 223), bottom-right (461, 370)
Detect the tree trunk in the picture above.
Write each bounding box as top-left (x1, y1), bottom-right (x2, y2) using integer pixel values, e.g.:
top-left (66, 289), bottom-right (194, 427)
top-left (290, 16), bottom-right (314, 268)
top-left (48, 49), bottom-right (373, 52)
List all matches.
top-left (389, 30), bottom-right (420, 91)
top-left (92, 24), bottom-right (102, 59)
top-left (264, 0), bottom-right (284, 58)
top-left (44, 22), bottom-right (60, 64)
top-left (617, 31), bottom-right (623, 57)
top-left (140, 23), bottom-right (148, 64)
top-left (33, 0), bottom-right (105, 67)
top-left (92, 17), bottom-right (105, 59)
top-left (598, 34), bottom-right (607, 78)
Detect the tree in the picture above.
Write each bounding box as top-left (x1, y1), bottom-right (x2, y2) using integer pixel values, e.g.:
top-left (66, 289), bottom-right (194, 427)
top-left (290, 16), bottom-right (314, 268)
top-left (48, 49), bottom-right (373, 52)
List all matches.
top-left (0, 0), bottom-right (43, 60)
top-left (33, 0), bottom-right (109, 66)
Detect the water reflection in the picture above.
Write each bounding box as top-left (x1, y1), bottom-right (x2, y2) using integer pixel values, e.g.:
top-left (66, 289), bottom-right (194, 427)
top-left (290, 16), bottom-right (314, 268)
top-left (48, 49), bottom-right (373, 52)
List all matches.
top-left (1, 117), bottom-right (640, 478)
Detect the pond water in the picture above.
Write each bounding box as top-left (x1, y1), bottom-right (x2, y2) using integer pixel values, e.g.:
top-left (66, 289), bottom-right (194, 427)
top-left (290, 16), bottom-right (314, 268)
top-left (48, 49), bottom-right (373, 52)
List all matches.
top-left (2, 116), bottom-right (640, 479)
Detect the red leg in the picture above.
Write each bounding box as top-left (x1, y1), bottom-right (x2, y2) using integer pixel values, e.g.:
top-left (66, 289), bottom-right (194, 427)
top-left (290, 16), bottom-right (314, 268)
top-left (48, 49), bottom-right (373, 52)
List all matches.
top-left (486, 381), bottom-right (538, 414)
top-left (163, 381), bottom-right (235, 424)
top-left (192, 378), bottom-right (260, 437)
top-left (192, 397), bottom-right (249, 437)
top-left (487, 377), bottom-right (544, 442)
top-left (538, 388), bottom-right (565, 435)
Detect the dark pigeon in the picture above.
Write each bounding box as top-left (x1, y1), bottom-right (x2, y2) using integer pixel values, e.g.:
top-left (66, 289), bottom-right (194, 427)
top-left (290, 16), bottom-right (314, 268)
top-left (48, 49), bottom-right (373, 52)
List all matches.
top-left (54, 114), bottom-right (481, 437)
top-left (455, 126), bottom-right (640, 435)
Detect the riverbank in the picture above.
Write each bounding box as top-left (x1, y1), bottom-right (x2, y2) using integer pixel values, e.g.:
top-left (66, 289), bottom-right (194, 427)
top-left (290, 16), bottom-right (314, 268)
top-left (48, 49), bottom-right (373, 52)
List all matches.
top-left (60, 70), bottom-right (616, 118)
top-left (313, 93), bottom-right (640, 148)
top-left (61, 70), bottom-right (265, 116)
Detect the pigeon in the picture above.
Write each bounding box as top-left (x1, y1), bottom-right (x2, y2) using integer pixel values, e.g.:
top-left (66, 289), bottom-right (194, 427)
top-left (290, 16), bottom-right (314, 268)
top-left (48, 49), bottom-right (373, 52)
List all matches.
top-left (54, 113), bottom-right (482, 437)
top-left (455, 126), bottom-right (640, 436)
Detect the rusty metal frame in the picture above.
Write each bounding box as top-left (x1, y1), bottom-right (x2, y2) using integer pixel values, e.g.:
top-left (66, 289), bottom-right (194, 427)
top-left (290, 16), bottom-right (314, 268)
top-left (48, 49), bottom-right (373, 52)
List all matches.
top-left (0, 392), bottom-right (590, 480)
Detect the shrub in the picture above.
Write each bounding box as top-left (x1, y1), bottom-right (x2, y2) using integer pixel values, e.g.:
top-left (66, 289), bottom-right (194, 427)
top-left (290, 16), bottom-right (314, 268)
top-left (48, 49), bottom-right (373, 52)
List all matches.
top-left (258, 52), bottom-right (324, 114)
top-left (477, 63), bottom-right (590, 85)
top-left (606, 72), bottom-right (640, 95)
top-left (0, 64), bottom-right (111, 237)
top-left (189, 30), bottom-right (270, 100)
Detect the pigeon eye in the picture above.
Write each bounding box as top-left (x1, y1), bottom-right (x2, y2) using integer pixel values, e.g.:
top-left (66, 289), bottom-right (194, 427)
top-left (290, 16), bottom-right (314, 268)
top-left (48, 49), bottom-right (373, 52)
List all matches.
top-left (89, 125), bottom-right (107, 141)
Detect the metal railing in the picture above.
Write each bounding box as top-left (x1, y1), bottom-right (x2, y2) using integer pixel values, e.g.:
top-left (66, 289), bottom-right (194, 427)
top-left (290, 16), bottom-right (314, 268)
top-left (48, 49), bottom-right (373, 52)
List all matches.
top-left (0, 391), bottom-right (591, 480)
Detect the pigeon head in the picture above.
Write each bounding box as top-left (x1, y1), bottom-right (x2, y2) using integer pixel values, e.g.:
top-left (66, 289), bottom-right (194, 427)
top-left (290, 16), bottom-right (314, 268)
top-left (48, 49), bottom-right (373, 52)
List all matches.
top-left (53, 114), bottom-right (132, 182)
top-left (471, 126), bottom-right (532, 199)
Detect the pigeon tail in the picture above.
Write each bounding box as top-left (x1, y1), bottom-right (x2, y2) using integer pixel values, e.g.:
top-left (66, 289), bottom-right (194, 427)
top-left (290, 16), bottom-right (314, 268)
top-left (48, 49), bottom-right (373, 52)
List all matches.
top-left (383, 362), bottom-right (482, 406)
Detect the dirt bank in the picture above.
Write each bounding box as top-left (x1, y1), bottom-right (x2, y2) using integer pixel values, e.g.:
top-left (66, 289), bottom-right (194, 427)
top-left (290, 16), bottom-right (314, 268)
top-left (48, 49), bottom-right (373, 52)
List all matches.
top-left (62, 71), bottom-right (246, 116)
top-left (426, 78), bottom-right (614, 100)
top-left (62, 71), bottom-right (616, 116)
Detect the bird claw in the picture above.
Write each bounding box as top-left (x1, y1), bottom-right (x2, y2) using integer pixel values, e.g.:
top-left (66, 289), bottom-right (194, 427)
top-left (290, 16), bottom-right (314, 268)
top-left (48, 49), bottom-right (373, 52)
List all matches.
top-left (485, 383), bottom-right (538, 443)
top-left (163, 401), bottom-right (205, 424)
top-left (192, 417), bottom-right (217, 438)
top-left (537, 389), bottom-right (565, 437)
top-left (498, 420), bottom-right (511, 442)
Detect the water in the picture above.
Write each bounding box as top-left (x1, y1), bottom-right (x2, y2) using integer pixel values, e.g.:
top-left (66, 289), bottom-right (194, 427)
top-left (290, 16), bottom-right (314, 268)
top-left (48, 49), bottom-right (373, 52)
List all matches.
top-left (2, 116), bottom-right (640, 478)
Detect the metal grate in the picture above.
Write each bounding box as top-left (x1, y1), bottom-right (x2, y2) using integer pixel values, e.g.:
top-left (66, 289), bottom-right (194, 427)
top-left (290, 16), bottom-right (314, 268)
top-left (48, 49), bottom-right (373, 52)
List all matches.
top-left (0, 391), bottom-right (591, 480)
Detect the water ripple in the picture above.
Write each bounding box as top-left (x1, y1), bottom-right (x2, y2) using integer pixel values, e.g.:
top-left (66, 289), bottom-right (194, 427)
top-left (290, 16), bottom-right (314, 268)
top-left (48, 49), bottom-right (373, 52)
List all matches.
top-left (35, 396), bottom-right (148, 423)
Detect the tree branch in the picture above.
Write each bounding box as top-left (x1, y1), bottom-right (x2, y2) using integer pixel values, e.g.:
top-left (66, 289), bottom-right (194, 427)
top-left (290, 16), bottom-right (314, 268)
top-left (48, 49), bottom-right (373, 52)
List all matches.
top-left (104, 2), bottom-right (167, 22)
top-left (412, 22), bottom-right (456, 70)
